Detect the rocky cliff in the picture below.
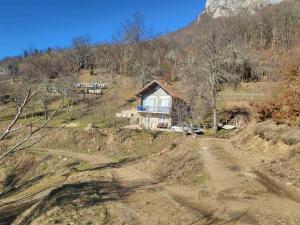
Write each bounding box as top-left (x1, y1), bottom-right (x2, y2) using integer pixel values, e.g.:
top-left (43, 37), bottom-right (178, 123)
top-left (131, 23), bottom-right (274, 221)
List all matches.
top-left (204, 0), bottom-right (285, 18)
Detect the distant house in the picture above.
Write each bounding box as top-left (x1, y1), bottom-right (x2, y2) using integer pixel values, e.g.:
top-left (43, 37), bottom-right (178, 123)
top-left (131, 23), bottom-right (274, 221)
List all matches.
top-left (136, 80), bottom-right (189, 130)
top-left (74, 83), bottom-right (107, 95)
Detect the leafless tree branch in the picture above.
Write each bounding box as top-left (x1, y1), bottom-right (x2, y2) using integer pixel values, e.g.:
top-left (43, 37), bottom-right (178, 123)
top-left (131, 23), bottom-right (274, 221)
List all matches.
top-left (0, 100), bottom-right (64, 162)
top-left (0, 89), bottom-right (36, 142)
top-left (8, 118), bottom-right (44, 134)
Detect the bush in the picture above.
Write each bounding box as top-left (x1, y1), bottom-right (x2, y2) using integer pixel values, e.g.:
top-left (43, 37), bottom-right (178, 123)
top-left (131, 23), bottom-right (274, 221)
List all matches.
top-left (254, 120), bottom-right (300, 145)
top-left (296, 117), bottom-right (300, 128)
top-left (281, 129), bottom-right (300, 145)
top-left (169, 143), bottom-right (177, 150)
top-left (150, 131), bottom-right (160, 141)
top-left (253, 65), bottom-right (300, 125)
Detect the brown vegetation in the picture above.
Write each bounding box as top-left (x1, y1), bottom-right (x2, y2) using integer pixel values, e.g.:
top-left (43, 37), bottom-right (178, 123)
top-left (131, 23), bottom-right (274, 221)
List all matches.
top-left (254, 120), bottom-right (300, 145)
top-left (0, 1), bottom-right (299, 129)
top-left (1, 2), bottom-right (300, 224)
top-left (151, 146), bottom-right (203, 182)
top-left (253, 65), bottom-right (300, 125)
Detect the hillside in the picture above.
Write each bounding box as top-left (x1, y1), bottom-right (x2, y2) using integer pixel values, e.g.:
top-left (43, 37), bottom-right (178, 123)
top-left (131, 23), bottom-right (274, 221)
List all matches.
top-left (203, 0), bottom-right (285, 18)
top-left (1, 117), bottom-right (300, 224)
top-left (0, 1), bottom-right (300, 225)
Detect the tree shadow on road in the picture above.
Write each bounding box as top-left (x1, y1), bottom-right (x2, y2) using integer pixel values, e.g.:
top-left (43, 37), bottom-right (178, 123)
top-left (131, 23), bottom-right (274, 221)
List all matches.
top-left (17, 180), bottom-right (150, 225)
top-left (187, 209), bottom-right (258, 225)
top-left (0, 156), bottom-right (148, 225)
top-left (0, 174), bottom-right (48, 200)
top-left (1, 178), bottom-right (152, 225)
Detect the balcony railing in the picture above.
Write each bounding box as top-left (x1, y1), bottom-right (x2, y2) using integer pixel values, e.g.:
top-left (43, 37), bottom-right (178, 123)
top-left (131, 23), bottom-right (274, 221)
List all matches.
top-left (137, 105), bottom-right (171, 114)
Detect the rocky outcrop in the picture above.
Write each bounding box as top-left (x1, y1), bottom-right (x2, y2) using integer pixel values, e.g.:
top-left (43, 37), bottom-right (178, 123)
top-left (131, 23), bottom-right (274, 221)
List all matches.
top-left (203, 0), bottom-right (285, 18)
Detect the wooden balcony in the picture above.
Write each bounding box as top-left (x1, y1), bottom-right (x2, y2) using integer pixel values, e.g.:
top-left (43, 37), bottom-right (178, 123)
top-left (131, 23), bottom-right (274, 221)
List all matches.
top-left (137, 106), bottom-right (171, 114)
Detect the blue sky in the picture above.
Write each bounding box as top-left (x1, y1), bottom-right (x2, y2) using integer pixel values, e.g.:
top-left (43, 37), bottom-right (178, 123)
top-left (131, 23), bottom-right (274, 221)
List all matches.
top-left (0, 0), bottom-right (206, 58)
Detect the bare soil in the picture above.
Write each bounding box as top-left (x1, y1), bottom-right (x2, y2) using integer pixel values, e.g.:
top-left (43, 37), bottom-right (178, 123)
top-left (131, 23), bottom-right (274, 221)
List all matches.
top-left (1, 133), bottom-right (300, 225)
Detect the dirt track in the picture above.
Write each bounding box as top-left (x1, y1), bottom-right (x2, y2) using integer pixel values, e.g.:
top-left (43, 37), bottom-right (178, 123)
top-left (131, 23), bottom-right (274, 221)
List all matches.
top-left (2, 138), bottom-right (300, 225)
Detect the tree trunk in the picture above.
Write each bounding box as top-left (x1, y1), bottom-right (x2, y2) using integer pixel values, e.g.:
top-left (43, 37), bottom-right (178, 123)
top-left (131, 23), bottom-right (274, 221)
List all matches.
top-left (44, 104), bottom-right (49, 121)
top-left (213, 107), bottom-right (217, 133)
top-left (212, 91), bottom-right (218, 133)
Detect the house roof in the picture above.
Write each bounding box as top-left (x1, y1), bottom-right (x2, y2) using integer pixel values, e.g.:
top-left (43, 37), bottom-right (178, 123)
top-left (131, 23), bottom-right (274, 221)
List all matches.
top-left (136, 80), bottom-right (186, 101)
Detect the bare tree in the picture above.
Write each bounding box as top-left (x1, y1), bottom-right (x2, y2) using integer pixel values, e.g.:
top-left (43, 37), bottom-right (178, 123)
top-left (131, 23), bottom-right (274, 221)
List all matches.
top-left (72, 36), bottom-right (94, 73)
top-left (39, 81), bottom-right (52, 120)
top-left (7, 58), bottom-right (20, 83)
top-left (187, 44), bottom-right (243, 132)
top-left (171, 98), bottom-right (191, 133)
top-left (113, 13), bottom-right (150, 77)
top-left (10, 83), bottom-right (29, 114)
top-left (0, 81), bottom-right (10, 108)
top-left (57, 75), bottom-right (78, 112)
top-left (115, 13), bottom-right (146, 44)
top-left (0, 88), bottom-right (66, 162)
top-left (93, 45), bottom-right (118, 75)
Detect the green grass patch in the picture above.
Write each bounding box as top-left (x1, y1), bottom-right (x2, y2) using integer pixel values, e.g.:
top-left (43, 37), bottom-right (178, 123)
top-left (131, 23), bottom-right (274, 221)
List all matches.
top-left (192, 173), bottom-right (206, 184)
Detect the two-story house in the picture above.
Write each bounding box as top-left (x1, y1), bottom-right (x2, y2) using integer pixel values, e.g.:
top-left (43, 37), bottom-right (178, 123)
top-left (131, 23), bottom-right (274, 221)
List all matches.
top-left (136, 80), bottom-right (189, 130)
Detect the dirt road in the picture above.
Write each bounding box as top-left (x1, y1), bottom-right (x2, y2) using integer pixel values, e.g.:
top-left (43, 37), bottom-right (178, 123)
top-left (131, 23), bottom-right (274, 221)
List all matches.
top-left (28, 148), bottom-right (207, 225)
top-left (2, 138), bottom-right (300, 225)
top-left (197, 138), bottom-right (300, 224)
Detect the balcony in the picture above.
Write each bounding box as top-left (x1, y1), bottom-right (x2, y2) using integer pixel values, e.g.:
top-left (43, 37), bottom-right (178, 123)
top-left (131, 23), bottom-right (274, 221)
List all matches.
top-left (137, 105), bottom-right (171, 114)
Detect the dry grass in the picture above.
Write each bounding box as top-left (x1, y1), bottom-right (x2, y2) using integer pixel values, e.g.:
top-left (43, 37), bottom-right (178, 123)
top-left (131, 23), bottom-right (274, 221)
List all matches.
top-left (151, 148), bottom-right (203, 182)
top-left (254, 120), bottom-right (300, 145)
top-left (37, 128), bottom-right (108, 152)
top-left (31, 205), bottom-right (113, 225)
top-left (130, 138), bottom-right (204, 183)
top-left (0, 148), bottom-right (113, 224)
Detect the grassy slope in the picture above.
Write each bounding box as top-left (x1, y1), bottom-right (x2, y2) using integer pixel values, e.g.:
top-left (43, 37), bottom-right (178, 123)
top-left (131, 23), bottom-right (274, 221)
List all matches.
top-left (0, 72), bottom-right (138, 130)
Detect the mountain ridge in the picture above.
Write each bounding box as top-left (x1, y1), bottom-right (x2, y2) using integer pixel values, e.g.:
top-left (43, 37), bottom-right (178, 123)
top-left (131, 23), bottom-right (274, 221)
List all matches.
top-left (202, 0), bottom-right (286, 18)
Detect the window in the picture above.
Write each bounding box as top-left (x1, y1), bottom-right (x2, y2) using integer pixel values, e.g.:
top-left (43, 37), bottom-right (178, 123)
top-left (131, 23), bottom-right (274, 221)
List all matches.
top-left (144, 99), bottom-right (149, 106)
top-left (161, 99), bottom-right (169, 107)
top-left (159, 114), bottom-right (165, 122)
top-left (149, 98), bottom-right (156, 107)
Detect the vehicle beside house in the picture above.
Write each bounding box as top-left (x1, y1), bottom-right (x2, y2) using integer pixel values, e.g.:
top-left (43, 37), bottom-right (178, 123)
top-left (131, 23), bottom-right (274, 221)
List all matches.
top-left (171, 125), bottom-right (205, 135)
top-left (136, 80), bottom-right (190, 130)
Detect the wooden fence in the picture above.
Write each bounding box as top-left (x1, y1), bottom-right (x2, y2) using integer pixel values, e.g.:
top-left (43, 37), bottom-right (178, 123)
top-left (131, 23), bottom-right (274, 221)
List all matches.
top-left (217, 93), bottom-right (267, 100)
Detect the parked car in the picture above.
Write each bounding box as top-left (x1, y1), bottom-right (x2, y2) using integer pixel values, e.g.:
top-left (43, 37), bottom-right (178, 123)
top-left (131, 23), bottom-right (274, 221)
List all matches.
top-left (192, 127), bottom-right (205, 134)
top-left (157, 122), bottom-right (169, 129)
top-left (171, 125), bottom-right (204, 135)
top-left (171, 125), bottom-right (190, 133)
top-left (220, 124), bottom-right (237, 130)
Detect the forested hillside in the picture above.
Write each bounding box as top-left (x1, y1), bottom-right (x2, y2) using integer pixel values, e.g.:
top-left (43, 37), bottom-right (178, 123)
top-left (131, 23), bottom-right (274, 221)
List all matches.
top-left (1, 0), bottom-right (299, 127)
top-left (0, 1), bottom-right (300, 225)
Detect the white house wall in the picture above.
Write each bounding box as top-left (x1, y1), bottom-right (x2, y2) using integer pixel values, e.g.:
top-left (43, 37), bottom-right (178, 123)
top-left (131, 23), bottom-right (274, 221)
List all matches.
top-left (139, 114), bottom-right (172, 130)
top-left (142, 87), bottom-right (172, 108)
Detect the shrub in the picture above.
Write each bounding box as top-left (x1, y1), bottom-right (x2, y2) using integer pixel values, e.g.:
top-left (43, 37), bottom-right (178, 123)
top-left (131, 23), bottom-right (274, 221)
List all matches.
top-left (169, 143), bottom-right (177, 150)
top-left (296, 117), bottom-right (300, 127)
top-left (253, 65), bottom-right (300, 125)
top-left (150, 131), bottom-right (160, 141)
top-left (281, 129), bottom-right (300, 145)
top-left (254, 120), bottom-right (300, 145)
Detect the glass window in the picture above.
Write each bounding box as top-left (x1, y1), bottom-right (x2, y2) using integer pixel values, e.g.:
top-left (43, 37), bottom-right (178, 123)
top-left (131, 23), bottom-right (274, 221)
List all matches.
top-left (161, 99), bottom-right (169, 107)
top-left (159, 114), bottom-right (165, 122)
